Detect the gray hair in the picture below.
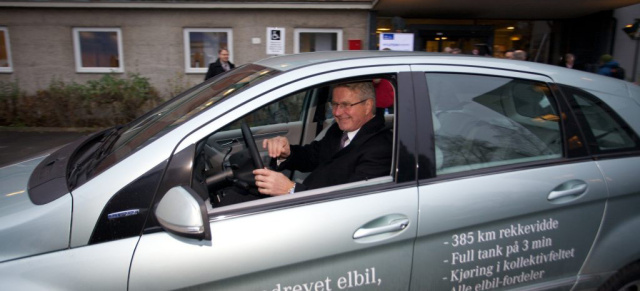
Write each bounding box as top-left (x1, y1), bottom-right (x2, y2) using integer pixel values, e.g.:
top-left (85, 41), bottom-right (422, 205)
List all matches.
top-left (513, 50), bottom-right (527, 61)
top-left (333, 82), bottom-right (376, 105)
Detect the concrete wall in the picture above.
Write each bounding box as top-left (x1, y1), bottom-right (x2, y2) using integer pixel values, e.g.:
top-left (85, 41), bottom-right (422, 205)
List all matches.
top-left (614, 3), bottom-right (640, 82)
top-left (0, 7), bottom-right (369, 97)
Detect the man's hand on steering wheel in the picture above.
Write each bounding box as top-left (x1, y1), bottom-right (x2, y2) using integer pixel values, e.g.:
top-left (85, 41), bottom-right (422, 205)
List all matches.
top-left (253, 168), bottom-right (295, 196)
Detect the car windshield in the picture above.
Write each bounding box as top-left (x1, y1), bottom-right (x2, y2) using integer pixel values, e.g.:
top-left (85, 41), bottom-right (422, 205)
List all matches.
top-left (91, 64), bottom-right (280, 176)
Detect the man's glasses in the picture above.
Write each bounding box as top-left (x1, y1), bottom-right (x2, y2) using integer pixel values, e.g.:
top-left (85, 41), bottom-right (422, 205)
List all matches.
top-left (330, 99), bottom-right (369, 110)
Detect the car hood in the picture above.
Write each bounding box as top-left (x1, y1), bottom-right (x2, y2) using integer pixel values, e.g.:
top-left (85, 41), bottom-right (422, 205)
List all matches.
top-left (0, 155), bottom-right (73, 263)
top-left (0, 156), bottom-right (46, 214)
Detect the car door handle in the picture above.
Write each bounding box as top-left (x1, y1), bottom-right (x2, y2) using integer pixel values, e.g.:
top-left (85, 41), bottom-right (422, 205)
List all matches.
top-left (548, 180), bottom-right (588, 201)
top-left (353, 218), bottom-right (409, 239)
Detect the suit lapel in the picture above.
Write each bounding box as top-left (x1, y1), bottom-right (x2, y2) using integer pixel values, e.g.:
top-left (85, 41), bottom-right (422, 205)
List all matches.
top-left (325, 114), bottom-right (386, 160)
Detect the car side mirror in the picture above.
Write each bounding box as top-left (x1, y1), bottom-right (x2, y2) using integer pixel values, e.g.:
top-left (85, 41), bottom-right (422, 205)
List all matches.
top-left (155, 186), bottom-right (211, 241)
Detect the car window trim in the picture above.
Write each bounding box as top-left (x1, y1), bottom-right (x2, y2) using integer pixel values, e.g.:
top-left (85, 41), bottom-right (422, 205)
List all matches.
top-left (548, 83), bottom-right (591, 158)
top-left (420, 156), bottom-right (592, 185)
top-left (412, 66), bottom-right (592, 183)
top-left (207, 178), bottom-right (414, 223)
top-left (173, 64), bottom-right (411, 154)
top-left (408, 71), bottom-right (434, 181)
top-left (148, 65), bottom-right (415, 225)
top-left (557, 83), bottom-right (640, 156)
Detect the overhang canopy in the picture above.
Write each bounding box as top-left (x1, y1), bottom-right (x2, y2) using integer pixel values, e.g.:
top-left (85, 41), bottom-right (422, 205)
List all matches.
top-left (373, 0), bottom-right (640, 19)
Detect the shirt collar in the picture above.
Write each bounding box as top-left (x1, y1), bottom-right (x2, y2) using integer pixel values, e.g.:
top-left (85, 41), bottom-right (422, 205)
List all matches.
top-left (345, 128), bottom-right (360, 142)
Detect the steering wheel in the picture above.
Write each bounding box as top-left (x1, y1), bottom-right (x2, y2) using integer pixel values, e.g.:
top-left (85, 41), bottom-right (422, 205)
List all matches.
top-left (240, 122), bottom-right (264, 170)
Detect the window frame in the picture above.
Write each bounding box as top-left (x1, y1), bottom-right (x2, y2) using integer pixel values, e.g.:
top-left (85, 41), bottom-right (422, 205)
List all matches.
top-left (183, 28), bottom-right (233, 74)
top-left (559, 84), bottom-right (640, 155)
top-left (411, 66), bottom-right (587, 182)
top-left (156, 66), bottom-right (410, 222)
top-left (0, 27), bottom-right (14, 73)
top-left (294, 28), bottom-right (343, 54)
top-left (72, 27), bottom-right (124, 73)
top-left (427, 73), bottom-right (564, 175)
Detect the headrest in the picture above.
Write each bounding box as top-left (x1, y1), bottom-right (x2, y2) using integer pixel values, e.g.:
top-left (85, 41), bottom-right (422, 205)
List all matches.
top-left (374, 79), bottom-right (394, 108)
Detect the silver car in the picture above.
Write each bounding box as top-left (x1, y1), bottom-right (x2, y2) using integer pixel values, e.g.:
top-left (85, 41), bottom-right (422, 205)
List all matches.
top-left (1, 51), bottom-right (639, 290)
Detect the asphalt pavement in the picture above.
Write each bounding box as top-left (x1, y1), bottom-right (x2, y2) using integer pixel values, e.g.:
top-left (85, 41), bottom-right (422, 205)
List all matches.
top-left (0, 128), bottom-right (97, 167)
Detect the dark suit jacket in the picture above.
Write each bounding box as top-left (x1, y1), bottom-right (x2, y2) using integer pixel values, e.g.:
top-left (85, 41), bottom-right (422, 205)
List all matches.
top-left (279, 114), bottom-right (392, 191)
top-left (205, 59), bottom-right (235, 81)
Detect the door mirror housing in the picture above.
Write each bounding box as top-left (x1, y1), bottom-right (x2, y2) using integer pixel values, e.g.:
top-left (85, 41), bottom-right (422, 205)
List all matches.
top-left (155, 186), bottom-right (211, 241)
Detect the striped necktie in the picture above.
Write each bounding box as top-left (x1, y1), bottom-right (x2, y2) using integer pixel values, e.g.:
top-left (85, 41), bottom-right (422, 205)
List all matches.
top-left (340, 132), bottom-right (349, 148)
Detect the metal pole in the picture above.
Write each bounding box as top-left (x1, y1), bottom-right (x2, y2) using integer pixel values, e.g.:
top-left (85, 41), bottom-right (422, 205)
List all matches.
top-left (534, 33), bottom-right (548, 63)
top-left (633, 38), bottom-right (639, 82)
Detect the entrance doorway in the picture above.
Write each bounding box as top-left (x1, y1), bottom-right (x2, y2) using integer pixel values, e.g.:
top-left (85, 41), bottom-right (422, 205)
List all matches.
top-left (412, 24), bottom-right (494, 55)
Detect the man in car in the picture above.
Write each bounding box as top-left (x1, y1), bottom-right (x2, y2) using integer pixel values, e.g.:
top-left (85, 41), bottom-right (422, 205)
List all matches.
top-left (253, 82), bottom-right (392, 195)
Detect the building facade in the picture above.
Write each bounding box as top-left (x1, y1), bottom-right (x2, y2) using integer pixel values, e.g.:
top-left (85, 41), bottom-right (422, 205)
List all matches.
top-left (0, 2), bottom-right (371, 96)
top-left (1, 0), bottom-right (638, 99)
top-left (614, 3), bottom-right (640, 83)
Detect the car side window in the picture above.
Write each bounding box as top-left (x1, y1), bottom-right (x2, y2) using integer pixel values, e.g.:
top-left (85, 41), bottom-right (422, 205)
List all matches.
top-left (220, 91), bottom-right (308, 131)
top-left (560, 85), bottom-right (638, 152)
top-left (427, 73), bottom-right (562, 174)
top-left (194, 76), bottom-right (396, 209)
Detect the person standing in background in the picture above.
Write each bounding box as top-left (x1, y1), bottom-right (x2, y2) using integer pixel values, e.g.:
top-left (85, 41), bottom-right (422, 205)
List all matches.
top-left (504, 50), bottom-right (515, 59)
top-left (597, 54), bottom-right (625, 80)
top-left (559, 53), bottom-right (583, 70)
top-left (205, 48), bottom-right (235, 81)
top-left (513, 50), bottom-right (527, 61)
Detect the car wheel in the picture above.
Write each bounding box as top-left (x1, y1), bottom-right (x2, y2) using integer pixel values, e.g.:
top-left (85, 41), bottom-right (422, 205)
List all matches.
top-left (599, 262), bottom-right (640, 291)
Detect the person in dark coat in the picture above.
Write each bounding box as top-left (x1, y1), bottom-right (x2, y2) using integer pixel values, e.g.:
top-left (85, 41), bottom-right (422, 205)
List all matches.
top-left (253, 82), bottom-right (392, 195)
top-left (204, 48), bottom-right (235, 81)
top-left (597, 54), bottom-right (625, 80)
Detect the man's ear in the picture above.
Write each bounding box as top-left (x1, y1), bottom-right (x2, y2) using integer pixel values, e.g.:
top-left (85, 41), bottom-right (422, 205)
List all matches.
top-left (367, 98), bottom-right (375, 115)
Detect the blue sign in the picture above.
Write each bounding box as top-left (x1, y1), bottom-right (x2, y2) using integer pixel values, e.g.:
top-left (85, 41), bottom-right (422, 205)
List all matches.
top-left (379, 33), bottom-right (414, 51)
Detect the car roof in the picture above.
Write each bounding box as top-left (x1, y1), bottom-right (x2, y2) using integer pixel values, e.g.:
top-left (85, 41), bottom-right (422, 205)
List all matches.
top-left (254, 51), bottom-right (633, 100)
top-left (254, 51), bottom-right (431, 71)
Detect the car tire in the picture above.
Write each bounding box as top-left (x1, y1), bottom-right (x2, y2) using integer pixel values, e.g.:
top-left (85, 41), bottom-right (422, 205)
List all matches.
top-left (599, 262), bottom-right (640, 291)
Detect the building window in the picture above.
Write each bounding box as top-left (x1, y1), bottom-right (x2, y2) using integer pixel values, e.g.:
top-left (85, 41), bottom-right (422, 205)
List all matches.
top-left (0, 27), bottom-right (13, 73)
top-left (73, 28), bottom-right (124, 73)
top-left (294, 28), bottom-right (343, 53)
top-left (184, 28), bottom-right (233, 74)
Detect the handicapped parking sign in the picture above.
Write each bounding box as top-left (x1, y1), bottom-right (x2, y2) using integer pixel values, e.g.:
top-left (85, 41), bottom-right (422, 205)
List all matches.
top-left (271, 29), bottom-right (281, 41)
top-left (267, 27), bottom-right (285, 55)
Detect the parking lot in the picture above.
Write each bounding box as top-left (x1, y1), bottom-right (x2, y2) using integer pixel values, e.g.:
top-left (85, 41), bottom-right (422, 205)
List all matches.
top-left (0, 128), bottom-right (94, 167)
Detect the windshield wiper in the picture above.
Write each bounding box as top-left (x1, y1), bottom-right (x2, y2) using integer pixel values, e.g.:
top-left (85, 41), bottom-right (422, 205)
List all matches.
top-left (86, 125), bottom-right (125, 174)
top-left (93, 125), bottom-right (124, 161)
top-left (67, 126), bottom-right (124, 188)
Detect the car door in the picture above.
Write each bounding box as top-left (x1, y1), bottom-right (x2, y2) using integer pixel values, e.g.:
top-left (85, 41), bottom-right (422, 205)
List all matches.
top-left (408, 67), bottom-right (607, 290)
top-left (557, 84), bottom-right (640, 289)
top-left (128, 66), bottom-right (419, 290)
